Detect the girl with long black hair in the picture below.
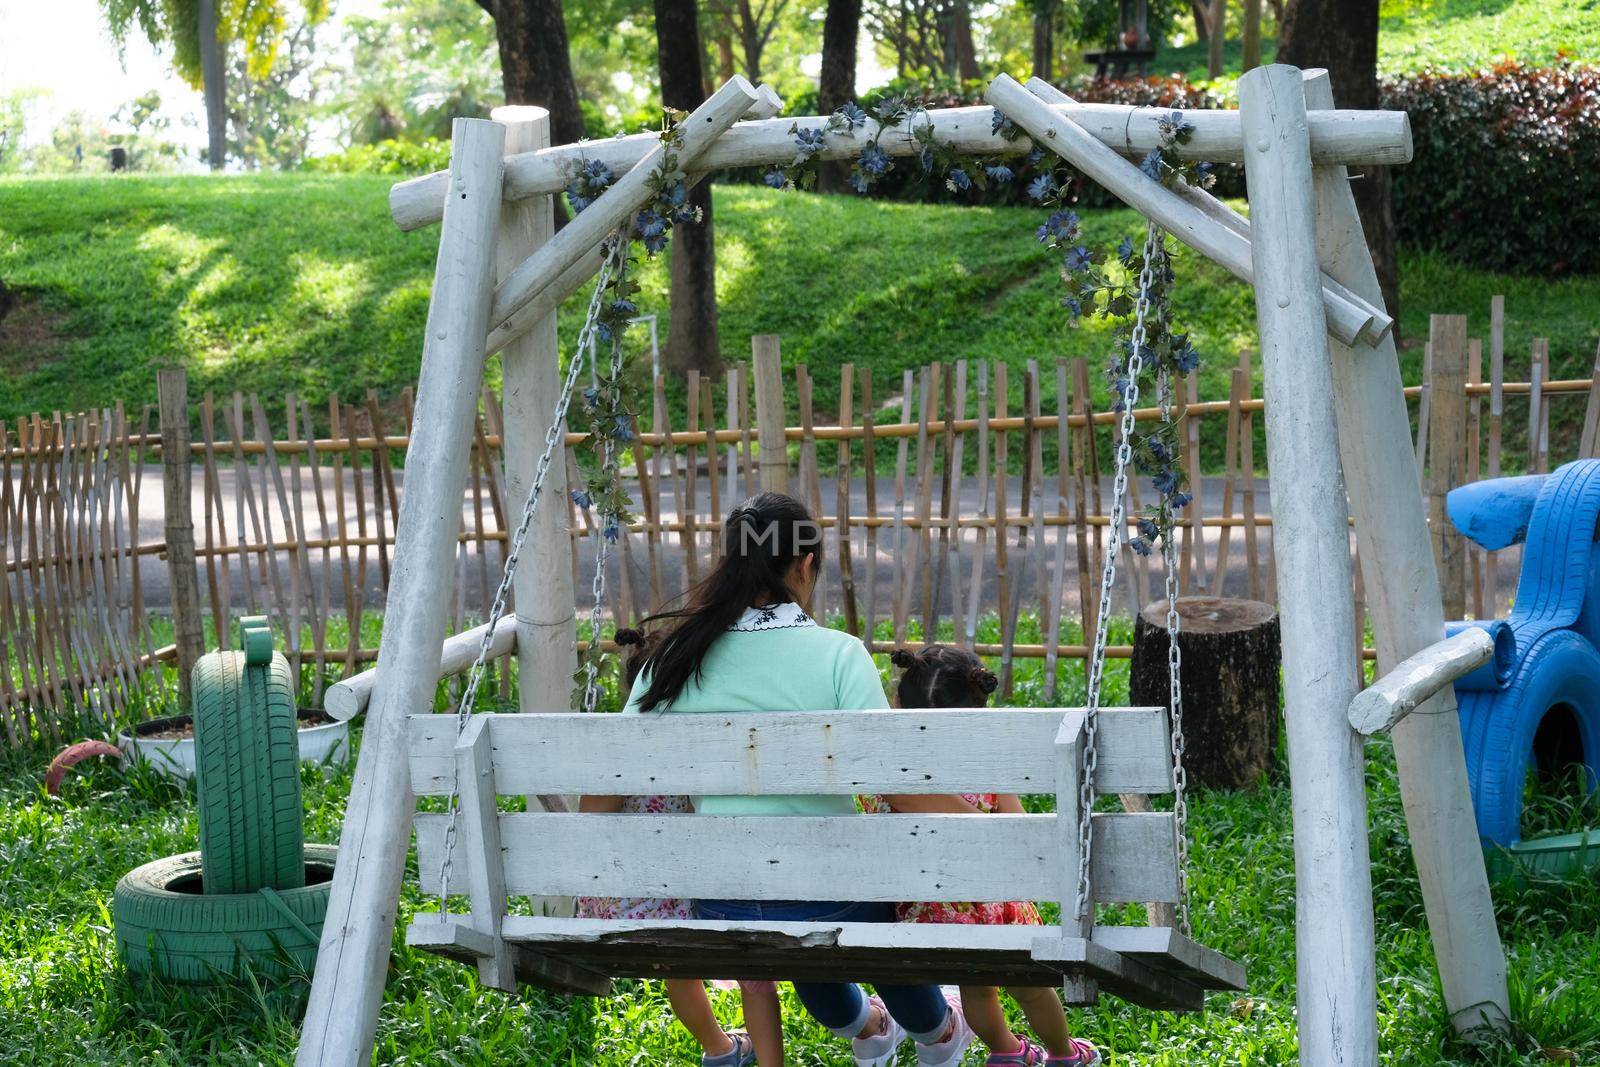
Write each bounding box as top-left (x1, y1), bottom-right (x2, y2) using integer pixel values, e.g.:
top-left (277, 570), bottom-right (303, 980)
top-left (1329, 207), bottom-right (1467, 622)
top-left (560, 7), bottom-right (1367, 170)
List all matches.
top-left (589, 492), bottom-right (978, 1067)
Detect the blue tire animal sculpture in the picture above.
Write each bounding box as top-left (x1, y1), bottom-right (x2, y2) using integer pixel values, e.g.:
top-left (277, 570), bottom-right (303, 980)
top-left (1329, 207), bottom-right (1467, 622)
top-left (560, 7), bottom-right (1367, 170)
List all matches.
top-left (1446, 460), bottom-right (1600, 870)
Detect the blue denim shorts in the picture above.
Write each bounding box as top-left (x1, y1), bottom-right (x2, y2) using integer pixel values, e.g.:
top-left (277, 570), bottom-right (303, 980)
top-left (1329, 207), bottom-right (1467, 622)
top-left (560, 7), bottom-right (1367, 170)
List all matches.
top-left (693, 899), bottom-right (896, 923)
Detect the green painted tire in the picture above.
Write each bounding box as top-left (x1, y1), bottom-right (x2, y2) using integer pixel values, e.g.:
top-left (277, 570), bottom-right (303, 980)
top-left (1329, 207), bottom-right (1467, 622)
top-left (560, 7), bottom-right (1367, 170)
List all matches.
top-left (192, 648), bottom-right (305, 894)
top-left (114, 845), bottom-right (335, 983)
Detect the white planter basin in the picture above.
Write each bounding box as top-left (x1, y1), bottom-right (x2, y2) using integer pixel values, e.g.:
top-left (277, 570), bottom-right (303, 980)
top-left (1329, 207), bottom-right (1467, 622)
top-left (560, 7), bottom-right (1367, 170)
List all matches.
top-left (118, 708), bottom-right (351, 781)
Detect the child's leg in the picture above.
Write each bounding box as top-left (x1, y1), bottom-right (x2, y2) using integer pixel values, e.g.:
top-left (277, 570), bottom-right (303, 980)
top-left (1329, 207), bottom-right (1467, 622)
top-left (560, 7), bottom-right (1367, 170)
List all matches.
top-left (665, 978), bottom-right (735, 1057)
top-left (737, 981), bottom-right (785, 1066)
top-left (958, 985), bottom-right (1024, 1055)
top-left (1006, 985), bottom-right (1075, 1057)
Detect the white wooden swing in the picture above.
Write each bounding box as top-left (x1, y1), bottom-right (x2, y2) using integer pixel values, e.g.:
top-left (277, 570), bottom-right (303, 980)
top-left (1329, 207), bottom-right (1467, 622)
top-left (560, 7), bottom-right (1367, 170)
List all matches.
top-left (297, 67), bottom-right (1515, 1067)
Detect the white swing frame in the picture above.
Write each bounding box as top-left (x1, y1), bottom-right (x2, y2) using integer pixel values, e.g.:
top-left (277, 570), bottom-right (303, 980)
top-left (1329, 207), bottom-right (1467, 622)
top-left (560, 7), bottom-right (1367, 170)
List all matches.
top-left (294, 67), bottom-right (1512, 1067)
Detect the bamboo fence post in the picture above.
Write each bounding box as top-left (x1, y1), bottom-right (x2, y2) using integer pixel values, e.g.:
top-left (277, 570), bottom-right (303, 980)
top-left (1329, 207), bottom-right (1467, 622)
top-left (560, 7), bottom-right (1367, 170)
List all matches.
top-left (198, 395), bottom-right (230, 648)
top-left (1239, 350), bottom-right (1261, 601)
top-left (936, 364), bottom-right (958, 631)
top-left (837, 365), bottom-right (860, 635)
top-left (1486, 306), bottom-right (1504, 614)
top-left (1429, 315), bottom-right (1469, 622)
top-left (702, 374), bottom-right (722, 569)
top-left (797, 365), bottom-right (828, 620)
top-left (1182, 374), bottom-right (1205, 593)
top-left (861, 370), bottom-right (881, 644)
top-left (1211, 366), bottom-right (1245, 595)
top-left (301, 400), bottom-right (336, 692)
top-left (993, 363), bottom-right (1013, 675)
top-left (752, 335), bottom-right (788, 493)
top-left (946, 361), bottom-right (970, 627)
top-left (1043, 361), bottom-right (1071, 700)
top-left (1304, 67), bottom-right (1509, 1038)
top-left (1580, 341), bottom-right (1600, 458)
top-left (683, 371), bottom-right (702, 589)
top-left (287, 398), bottom-right (329, 702)
top-left (251, 395), bottom-right (310, 682)
top-left (1466, 341), bottom-right (1484, 619)
top-left (910, 365), bottom-right (937, 639)
top-left (965, 363), bottom-right (990, 650)
top-left (157, 369), bottom-right (204, 710)
top-left (890, 370), bottom-right (914, 644)
top-left (1529, 338), bottom-right (1548, 473)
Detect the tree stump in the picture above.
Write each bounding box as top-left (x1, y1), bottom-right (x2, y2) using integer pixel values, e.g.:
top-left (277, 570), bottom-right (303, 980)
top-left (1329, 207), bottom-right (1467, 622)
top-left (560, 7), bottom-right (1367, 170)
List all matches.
top-left (1129, 596), bottom-right (1281, 791)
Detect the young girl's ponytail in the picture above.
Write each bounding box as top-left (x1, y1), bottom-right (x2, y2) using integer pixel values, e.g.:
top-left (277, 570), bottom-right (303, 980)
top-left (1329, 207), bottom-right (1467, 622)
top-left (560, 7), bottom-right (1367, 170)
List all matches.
top-left (893, 644), bottom-right (998, 708)
top-left (635, 492), bottom-right (822, 712)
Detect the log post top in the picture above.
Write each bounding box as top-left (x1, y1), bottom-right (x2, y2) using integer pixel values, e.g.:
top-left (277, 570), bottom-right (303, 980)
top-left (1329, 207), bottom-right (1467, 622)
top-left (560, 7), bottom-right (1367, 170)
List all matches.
top-left (390, 68), bottom-right (1411, 232)
top-left (1138, 595), bottom-right (1277, 634)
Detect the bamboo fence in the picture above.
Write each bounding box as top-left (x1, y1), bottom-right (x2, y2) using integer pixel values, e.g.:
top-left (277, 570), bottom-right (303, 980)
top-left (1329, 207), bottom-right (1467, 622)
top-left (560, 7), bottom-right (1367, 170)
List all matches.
top-left (3, 306), bottom-right (1597, 742)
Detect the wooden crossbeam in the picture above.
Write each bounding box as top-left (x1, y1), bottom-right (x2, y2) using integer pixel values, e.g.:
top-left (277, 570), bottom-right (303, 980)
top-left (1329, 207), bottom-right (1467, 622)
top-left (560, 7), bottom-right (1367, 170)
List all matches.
top-left (391, 101), bottom-right (1412, 232)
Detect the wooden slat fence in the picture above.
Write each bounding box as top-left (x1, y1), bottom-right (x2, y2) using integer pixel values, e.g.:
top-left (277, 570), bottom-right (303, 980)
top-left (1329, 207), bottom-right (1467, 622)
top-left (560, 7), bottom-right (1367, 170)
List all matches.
top-left (4, 309), bottom-right (1597, 741)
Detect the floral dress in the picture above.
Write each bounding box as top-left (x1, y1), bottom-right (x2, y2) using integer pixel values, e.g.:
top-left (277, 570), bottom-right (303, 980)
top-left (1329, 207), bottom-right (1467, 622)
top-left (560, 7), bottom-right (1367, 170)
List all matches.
top-left (858, 792), bottom-right (1043, 926)
top-left (574, 793), bottom-right (696, 921)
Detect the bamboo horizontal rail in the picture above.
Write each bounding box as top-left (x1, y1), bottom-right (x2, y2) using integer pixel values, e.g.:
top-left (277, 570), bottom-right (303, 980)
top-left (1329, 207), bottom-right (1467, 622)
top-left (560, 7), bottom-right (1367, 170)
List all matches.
top-left (390, 103), bottom-right (1412, 231)
top-left (4, 378), bottom-right (1587, 460)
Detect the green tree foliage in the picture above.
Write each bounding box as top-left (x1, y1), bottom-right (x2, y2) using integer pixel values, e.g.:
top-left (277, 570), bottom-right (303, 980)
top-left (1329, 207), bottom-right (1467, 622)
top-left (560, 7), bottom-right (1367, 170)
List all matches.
top-left (226, 17), bottom-right (320, 167)
top-left (99, 0), bottom-right (328, 85)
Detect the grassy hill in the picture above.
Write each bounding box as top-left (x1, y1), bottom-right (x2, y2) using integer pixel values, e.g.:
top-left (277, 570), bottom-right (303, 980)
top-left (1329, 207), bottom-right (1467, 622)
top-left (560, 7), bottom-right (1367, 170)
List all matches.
top-left (2, 174), bottom-right (1597, 451)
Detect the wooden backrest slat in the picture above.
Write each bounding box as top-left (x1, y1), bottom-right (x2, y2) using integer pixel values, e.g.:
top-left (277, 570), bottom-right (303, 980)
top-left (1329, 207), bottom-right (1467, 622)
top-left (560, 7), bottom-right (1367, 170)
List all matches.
top-left (414, 810), bottom-right (1180, 905)
top-left (407, 707), bottom-right (1173, 797)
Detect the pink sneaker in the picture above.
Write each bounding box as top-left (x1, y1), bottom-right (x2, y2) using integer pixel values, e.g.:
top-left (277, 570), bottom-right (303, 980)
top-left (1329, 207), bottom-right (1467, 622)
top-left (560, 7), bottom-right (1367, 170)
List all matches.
top-left (1045, 1038), bottom-right (1101, 1066)
top-left (914, 997), bottom-right (975, 1067)
top-left (984, 1036), bottom-right (1047, 1065)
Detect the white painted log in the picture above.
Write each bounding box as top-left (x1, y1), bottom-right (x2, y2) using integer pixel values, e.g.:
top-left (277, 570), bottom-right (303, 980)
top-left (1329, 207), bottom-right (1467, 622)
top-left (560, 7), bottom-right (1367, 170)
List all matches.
top-left (296, 117), bottom-right (508, 1067)
top-left (324, 616), bottom-right (517, 721)
top-left (489, 105), bottom-right (577, 738)
top-left (390, 102), bottom-right (1412, 232)
top-left (1348, 629), bottom-right (1495, 736)
top-left (1022, 76), bottom-right (1394, 343)
top-left (406, 707), bottom-right (1175, 797)
top-left (1237, 65), bottom-right (1378, 1067)
top-left (414, 810), bottom-right (1180, 905)
top-left (487, 77), bottom-right (762, 350)
top-left (986, 74), bottom-right (1381, 348)
top-left (1304, 68), bottom-right (1511, 1036)
top-left (482, 86), bottom-right (784, 357)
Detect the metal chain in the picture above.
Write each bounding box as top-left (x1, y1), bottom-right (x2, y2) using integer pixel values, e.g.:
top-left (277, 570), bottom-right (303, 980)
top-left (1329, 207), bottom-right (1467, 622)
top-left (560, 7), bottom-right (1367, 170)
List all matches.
top-left (1157, 362), bottom-right (1193, 936)
top-left (1076, 219), bottom-right (1161, 922)
top-left (436, 237), bottom-right (626, 910)
top-left (580, 258), bottom-right (631, 714)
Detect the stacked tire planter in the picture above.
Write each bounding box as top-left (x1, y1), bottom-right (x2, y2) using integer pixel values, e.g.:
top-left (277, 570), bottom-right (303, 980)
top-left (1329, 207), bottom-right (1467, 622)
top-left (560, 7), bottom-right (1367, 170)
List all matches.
top-left (114, 616), bottom-right (337, 982)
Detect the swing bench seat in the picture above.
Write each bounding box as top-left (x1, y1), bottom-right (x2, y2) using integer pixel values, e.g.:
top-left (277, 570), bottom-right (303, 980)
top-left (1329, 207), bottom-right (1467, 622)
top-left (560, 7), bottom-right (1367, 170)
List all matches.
top-left (403, 707), bottom-right (1246, 1011)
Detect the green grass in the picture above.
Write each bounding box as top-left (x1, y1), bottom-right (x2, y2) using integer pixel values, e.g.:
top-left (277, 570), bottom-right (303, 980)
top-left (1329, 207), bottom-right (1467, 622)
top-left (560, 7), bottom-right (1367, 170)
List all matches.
top-left (1159, 0), bottom-right (1600, 80)
top-left (2, 617), bottom-right (1599, 1064)
top-left (4, 176), bottom-right (1597, 466)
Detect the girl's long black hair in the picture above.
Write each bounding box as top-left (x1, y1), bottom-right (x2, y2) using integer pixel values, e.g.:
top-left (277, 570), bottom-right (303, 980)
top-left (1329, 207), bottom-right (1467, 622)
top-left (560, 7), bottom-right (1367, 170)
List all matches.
top-left (634, 492), bottom-right (822, 712)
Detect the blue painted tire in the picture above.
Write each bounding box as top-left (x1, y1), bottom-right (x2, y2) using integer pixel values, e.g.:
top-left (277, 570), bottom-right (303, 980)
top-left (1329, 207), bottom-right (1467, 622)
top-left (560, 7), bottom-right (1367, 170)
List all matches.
top-left (1458, 629), bottom-right (1600, 846)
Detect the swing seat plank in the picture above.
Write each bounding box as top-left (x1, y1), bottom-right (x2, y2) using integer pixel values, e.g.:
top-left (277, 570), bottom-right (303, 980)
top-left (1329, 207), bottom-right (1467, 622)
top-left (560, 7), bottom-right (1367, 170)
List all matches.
top-left (404, 707), bottom-right (1246, 1012)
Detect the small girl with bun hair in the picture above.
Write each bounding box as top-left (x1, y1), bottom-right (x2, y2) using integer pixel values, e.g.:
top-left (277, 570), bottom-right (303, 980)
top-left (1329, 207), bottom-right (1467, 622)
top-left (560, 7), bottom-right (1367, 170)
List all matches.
top-left (577, 627), bottom-right (784, 1067)
top-left (868, 645), bottom-right (1101, 1067)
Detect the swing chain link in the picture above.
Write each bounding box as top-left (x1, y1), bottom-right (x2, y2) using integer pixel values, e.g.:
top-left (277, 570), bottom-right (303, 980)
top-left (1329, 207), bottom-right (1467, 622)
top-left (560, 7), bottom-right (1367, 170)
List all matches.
top-left (581, 259), bottom-right (631, 714)
top-left (1075, 219), bottom-right (1161, 923)
top-left (436, 237), bottom-right (626, 910)
top-left (1158, 364), bottom-right (1192, 937)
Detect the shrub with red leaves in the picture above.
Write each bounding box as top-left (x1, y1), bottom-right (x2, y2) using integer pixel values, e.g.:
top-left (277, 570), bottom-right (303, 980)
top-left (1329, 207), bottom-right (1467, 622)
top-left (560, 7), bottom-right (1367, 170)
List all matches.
top-left (1383, 59), bottom-right (1600, 275)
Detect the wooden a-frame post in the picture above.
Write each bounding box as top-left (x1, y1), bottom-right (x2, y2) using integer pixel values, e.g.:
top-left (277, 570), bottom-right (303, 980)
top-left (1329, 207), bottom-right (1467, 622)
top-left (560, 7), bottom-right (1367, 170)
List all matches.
top-left (297, 117), bottom-right (508, 1067)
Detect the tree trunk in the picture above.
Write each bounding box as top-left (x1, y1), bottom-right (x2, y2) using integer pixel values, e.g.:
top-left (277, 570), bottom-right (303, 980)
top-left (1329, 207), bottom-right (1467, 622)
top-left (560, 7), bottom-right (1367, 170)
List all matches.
top-left (1031, 8), bottom-right (1054, 80)
top-left (1241, 0), bottom-right (1262, 70)
top-left (1190, 0), bottom-right (1211, 42)
top-left (478, 0), bottom-right (587, 147)
top-left (1278, 0), bottom-right (1398, 316)
top-left (952, 0), bottom-right (980, 81)
top-left (1129, 596), bottom-right (1282, 791)
top-left (656, 0), bottom-right (723, 378)
top-left (715, 33), bottom-right (737, 80)
top-left (818, 0), bottom-right (861, 192)
top-left (198, 0), bottom-right (227, 170)
top-left (1206, 0), bottom-right (1227, 78)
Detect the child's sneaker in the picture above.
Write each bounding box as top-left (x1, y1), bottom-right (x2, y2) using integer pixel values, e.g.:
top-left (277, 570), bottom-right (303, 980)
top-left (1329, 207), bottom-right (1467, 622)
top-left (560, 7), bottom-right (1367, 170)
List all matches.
top-left (914, 999), bottom-right (975, 1066)
top-left (702, 1031), bottom-right (758, 1067)
top-left (1045, 1038), bottom-right (1101, 1066)
top-left (985, 1036), bottom-right (1046, 1065)
top-left (852, 995), bottom-right (907, 1067)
